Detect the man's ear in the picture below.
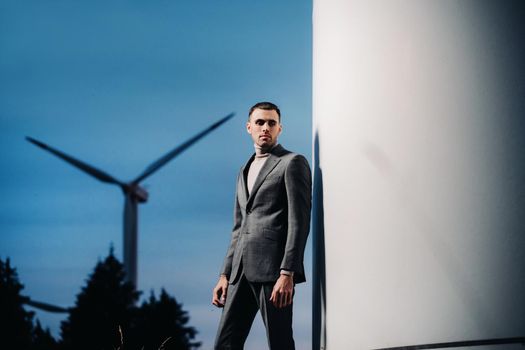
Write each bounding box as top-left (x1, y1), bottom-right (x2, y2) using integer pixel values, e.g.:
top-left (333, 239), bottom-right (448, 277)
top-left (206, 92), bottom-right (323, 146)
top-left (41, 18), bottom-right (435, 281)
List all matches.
top-left (246, 121), bottom-right (252, 134)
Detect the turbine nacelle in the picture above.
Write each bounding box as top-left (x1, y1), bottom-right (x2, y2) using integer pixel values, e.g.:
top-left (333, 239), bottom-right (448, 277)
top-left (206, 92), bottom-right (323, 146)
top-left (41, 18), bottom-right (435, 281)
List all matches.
top-left (123, 183), bottom-right (149, 203)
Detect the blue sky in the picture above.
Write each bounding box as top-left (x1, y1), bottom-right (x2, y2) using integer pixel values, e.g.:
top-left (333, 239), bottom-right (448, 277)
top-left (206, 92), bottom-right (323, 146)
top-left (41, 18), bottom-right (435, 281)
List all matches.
top-left (0, 0), bottom-right (312, 348)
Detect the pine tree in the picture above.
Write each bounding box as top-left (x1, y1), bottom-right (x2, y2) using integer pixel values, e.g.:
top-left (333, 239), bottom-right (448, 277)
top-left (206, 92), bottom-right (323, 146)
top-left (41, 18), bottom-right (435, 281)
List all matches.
top-left (129, 289), bottom-right (201, 349)
top-left (32, 320), bottom-right (59, 350)
top-left (60, 247), bottom-right (140, 350)
top-left (0, 257), bottom-right (35, 348)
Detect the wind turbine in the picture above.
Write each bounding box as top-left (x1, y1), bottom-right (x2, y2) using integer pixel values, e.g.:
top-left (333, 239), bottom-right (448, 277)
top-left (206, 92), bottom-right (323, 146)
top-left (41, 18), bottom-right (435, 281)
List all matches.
top-left (27, 113), bottom-right (234, 288)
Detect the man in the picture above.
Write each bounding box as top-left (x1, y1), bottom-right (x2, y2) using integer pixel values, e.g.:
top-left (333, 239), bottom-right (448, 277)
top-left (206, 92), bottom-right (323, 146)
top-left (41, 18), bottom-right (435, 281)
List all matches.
top-left (212, 102), bottom-right (312, 349)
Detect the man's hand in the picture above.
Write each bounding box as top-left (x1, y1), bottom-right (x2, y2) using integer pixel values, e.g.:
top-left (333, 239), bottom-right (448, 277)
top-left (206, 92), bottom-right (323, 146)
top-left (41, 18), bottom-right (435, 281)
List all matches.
top-left (269, 274), bottom-right (294, 308)
top-left (212, 275), bottom-right (229, 308)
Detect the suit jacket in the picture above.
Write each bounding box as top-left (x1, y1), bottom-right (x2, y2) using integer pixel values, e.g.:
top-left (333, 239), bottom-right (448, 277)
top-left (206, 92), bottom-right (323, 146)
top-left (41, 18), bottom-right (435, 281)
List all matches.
top-left (220, 144), bottom-right (312, 284)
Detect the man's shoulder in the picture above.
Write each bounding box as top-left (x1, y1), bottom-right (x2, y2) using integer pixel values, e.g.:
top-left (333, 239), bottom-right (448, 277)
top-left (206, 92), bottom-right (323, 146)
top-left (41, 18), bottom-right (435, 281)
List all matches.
top-left (281, 153), bottom-right (308, 167)
top-left (272, 145), bottom-right (307, 160)
top-left (272, 146), bottom-right (310, 172)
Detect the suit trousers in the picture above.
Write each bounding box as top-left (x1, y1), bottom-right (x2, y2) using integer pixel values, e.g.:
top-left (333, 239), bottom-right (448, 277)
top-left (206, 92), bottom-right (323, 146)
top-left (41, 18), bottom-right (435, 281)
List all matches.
top-left (214, 272), bottom-right (295, 350)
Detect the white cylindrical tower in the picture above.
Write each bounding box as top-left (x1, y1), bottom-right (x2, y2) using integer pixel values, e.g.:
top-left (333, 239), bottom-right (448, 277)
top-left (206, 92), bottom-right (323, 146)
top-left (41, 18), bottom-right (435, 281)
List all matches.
top-left (313, 1), bottom-right (525, 349)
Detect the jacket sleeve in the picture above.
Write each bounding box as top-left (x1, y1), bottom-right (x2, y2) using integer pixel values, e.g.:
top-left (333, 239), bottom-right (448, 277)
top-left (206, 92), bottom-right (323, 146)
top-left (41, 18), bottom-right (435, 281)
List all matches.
top-left (220, 171), bottom-right (243, 278)
top-left (280, 155), bottom-right (312, 273)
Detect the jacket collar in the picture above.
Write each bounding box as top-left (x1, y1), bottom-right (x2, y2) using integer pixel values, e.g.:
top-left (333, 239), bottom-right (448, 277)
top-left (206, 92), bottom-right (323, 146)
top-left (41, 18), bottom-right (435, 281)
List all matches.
top-left (240, 144), bottom-right (285, 206)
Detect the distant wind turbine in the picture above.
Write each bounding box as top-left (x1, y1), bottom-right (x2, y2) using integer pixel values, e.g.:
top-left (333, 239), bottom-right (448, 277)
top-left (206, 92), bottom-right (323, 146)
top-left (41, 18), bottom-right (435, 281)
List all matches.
top-left (27, 113), bottom-right (234, 288)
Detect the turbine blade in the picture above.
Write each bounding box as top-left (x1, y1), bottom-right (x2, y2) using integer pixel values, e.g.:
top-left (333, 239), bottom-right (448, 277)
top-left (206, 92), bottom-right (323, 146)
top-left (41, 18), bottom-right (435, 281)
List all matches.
top-left (26, 136), bottom-right (125, 186)
top-left (23, 298), bottom-right (69, 313)
top-left (132, 112), bottom-right (235, 184)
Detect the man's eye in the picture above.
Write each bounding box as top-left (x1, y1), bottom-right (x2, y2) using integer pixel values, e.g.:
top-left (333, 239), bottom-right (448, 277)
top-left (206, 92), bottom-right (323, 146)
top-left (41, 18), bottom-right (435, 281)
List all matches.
top-left (256, 121), bottom-right (264, 125)
top-left (269, 122), bottom-right (276, 127)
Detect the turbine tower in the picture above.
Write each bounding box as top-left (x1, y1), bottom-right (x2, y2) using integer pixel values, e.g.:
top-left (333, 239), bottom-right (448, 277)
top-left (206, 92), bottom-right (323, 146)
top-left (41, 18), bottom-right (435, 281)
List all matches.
top-left (27, 113), bottom-right (234, 287)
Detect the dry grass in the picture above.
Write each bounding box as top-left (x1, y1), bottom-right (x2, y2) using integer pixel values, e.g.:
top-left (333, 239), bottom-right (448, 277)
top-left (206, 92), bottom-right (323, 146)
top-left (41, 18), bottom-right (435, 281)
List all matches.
top-left (158, 337), bottom-right (172, 350)
top-left (114, 325), bottom-right (173, 350)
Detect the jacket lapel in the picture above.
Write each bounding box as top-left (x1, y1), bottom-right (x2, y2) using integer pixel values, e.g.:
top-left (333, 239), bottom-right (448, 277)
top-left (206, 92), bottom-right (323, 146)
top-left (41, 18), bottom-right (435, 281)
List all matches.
top-left (238, 153), bottom-right (255, 207)
top-left (246, 153), bottom-right (281, 209)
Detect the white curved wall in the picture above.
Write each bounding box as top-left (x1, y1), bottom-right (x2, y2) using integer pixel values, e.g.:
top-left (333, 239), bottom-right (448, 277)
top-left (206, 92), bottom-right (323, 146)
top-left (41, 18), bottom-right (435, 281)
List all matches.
top-left (313, 1), bottom-right (525, 349)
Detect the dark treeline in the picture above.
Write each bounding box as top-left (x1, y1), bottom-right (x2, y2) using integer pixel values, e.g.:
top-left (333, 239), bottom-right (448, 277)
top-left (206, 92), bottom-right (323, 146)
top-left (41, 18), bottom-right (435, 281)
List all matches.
top-left (0, 250), bottom-right (200, 350)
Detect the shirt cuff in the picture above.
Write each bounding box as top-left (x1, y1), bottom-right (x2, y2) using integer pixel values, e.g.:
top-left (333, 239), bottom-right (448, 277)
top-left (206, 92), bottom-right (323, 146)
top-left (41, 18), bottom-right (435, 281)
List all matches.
top-left (280, 269), bottom-right (294, 277)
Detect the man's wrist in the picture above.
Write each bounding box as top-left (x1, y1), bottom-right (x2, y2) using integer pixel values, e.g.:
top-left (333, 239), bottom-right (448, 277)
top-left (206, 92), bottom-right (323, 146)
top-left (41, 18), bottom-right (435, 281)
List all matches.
top-left (280, 269), bottom-right (294, 277)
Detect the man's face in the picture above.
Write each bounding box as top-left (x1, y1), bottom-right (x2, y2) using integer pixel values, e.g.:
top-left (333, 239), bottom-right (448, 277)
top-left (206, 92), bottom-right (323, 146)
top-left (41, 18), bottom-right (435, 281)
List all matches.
top-left (246, 108), bottom-right (282, 149)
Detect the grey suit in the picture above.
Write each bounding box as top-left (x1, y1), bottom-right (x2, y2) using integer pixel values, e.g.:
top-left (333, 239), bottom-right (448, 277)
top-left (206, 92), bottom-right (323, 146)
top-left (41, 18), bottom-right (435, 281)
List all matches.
top-left (215, 144), bottom-right (312, 349)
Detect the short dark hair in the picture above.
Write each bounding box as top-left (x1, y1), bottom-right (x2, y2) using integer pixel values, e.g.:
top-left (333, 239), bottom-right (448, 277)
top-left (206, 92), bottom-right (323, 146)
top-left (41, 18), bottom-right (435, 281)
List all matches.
top-left (248, 101), bottom-right (281, 121)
